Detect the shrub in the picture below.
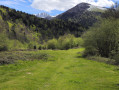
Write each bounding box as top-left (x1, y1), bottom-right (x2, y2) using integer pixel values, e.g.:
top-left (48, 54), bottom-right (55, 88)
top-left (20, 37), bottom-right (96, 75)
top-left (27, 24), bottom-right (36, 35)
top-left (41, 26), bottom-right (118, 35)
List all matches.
top-left (57, 34), bottom-right (75, 50)
top-left (83, 19), bottom-right (119, 57)
top-left (31, 53), bottom-right (49, 60)
top-left (112, 53), bottom-right (119, 65)
top-left (87, 56), bottom-right (116, 65)
top-left (74, 38), bottom-right (84, 47)
top-left (0, 52), bottom-right (49, 65)
top-left (45, 34), bottom-right (83, 50)
top-left (42, 45), bottom-right (47, 50)
top-left (38, 45), bottom-right (42, 50)
top-left (28, 42), bottom-right (34, 49)
top-left (47, 39), bottom-right (57, 49)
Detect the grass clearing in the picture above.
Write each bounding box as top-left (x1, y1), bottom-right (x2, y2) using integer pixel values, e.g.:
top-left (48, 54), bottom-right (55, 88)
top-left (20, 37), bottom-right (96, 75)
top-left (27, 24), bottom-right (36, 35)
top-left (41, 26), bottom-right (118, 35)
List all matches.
top-left (0, 48), bottom-right (119, 90)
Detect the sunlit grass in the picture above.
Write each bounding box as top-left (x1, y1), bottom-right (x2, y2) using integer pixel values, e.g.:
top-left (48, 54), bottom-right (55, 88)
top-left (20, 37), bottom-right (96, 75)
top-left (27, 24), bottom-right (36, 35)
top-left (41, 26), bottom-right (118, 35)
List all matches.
top-left (0, 48), bottom-right (119, 90)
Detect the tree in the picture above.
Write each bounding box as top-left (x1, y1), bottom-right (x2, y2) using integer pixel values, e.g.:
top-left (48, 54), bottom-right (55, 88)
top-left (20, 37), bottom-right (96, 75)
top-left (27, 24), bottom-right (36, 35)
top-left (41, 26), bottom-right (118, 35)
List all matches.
top-left (83, 19), bottom-right (119, 57)
top-left (102, 2), bottom-right (119, 19)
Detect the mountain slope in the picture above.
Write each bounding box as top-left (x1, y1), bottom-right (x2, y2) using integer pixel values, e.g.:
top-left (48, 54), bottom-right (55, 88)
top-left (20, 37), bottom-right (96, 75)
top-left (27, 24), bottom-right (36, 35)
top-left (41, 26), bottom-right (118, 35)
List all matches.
top-left (56, 3), bottom-right (106, 28)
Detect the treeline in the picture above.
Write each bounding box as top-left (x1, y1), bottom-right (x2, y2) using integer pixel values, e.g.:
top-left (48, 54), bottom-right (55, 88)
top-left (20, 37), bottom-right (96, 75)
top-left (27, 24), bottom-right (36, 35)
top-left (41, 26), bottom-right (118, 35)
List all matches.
top-left (83, 4), bottom-right (119, 65)
top-left (38, 34), bottom-right (83, 50)
top-left (57, 11), bottom-right (101, 28)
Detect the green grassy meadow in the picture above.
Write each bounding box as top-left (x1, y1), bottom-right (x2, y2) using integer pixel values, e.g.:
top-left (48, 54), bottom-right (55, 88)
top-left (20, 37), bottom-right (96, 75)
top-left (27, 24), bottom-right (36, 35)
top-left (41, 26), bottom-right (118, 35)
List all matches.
top-left (0, 48), bottom-right (119, 90)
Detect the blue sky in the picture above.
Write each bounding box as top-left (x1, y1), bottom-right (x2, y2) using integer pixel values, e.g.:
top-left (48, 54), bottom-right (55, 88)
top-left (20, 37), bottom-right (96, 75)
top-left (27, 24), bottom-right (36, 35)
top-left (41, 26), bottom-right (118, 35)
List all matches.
top-left (0, 0), bottom-right (118, 16)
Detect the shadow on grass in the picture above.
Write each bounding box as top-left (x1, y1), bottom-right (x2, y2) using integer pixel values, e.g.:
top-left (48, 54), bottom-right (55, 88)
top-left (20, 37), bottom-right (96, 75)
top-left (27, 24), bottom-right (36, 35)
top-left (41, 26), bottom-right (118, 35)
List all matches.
top-left (76, 55), bottom-right (83, 58)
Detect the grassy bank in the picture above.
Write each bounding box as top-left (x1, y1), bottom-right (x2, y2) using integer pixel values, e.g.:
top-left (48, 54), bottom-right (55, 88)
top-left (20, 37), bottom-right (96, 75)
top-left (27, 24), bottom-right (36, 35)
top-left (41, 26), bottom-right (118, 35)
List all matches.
top-left (0, 48), bottom-right (119, 90)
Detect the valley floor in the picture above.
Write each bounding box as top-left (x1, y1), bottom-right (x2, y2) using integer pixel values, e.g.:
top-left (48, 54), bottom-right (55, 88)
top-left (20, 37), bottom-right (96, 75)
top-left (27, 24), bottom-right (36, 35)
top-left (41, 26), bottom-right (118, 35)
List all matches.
top-left (0, 48), bottom-right (119, 90)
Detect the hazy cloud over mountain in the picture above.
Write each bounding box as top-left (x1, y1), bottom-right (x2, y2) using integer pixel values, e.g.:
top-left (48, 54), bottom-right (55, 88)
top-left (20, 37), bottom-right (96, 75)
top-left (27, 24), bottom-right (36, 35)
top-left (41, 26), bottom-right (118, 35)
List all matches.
top-left (31, 0), bottom-right (115, 12)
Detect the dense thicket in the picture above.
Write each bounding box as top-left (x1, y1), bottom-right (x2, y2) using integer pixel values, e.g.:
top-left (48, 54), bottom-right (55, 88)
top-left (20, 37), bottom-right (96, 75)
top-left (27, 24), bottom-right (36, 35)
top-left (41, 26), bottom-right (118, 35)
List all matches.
top-left (39, 34), bottom-right (83, 50)
top-left (83, 5), bottom-right (119, 64)
top-left (83, 19), bottom-right (119, 57)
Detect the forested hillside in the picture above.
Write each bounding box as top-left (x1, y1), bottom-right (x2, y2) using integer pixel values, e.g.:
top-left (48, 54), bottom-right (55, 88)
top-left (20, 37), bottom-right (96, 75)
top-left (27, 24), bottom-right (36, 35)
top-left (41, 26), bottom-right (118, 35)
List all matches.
top-left (0, 5), bottom-right (85, 39)
top-left (0, 5), bottom-right (86, 51)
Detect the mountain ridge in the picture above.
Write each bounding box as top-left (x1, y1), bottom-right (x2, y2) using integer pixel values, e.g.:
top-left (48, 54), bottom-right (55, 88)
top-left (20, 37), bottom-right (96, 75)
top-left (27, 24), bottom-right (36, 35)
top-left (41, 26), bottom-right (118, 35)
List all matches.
top-left (36, 12), bottom-right (53, 20)
top-left (55, 2), bottom-right (106, 28)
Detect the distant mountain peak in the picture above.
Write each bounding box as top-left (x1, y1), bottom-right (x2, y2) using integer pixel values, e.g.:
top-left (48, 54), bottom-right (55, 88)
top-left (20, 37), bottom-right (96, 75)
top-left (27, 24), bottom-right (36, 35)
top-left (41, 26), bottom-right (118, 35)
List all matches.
top-left (65, 2), bottom-right (106, 13)
top-left (67, 2), bottom-right (90, 13)
top-left (36, 12), bottom-right (50, 18)
top-left (56, 2), bottom-right (107, 28)
top-left (77, 2), bottom-right (90, 6)
top-left (87, 4), bottom-right (107, 12)
top-left (36, 12), bottom-right (53, 20)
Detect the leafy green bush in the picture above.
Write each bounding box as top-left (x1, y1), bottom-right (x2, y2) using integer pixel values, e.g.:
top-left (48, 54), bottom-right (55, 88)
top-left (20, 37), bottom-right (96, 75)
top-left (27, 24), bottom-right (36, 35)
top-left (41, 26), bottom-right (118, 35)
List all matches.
top-left (28, 42), bottom-right (34, 49)
top-left (112, 53), bottom-right (119, 65)
top-left (57, 34), bottom-right (83, 50)
top-left (83, 19), bottom-right (119, 57)
top-left (57, 36), bottom-right (71, 50)
top-left (46, 34), bottom-right (83, 50)
top-left (47, 39), bottom-right (57, 49)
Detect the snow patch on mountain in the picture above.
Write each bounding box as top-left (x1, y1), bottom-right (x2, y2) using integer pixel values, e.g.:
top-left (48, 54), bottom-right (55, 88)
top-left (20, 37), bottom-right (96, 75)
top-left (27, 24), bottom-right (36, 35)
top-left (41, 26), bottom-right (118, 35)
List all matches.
top-left (36, 13), bottom-right (51, 18)
top-left (88, 5), bottom-right (107, 12)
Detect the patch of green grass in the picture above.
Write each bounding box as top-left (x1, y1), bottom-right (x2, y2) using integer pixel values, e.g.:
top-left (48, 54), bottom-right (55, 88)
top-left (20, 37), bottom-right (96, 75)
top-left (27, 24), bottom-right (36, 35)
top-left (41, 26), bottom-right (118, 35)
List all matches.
top-left (0, 48), bottom-right (119, 90)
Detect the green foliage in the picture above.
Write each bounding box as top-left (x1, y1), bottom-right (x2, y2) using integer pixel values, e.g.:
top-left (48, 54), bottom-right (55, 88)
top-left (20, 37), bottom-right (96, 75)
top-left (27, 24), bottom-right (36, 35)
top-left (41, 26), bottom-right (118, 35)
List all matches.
top-left (83, 19), bottom-right (119, 64)
top-left (8, 40), bottom-right (27, 50)
top-left (83, 19), bottom-right (119, 57)
top-left (112, 53), bottom-right (119, 65)
top-left (0, 32), bottom-right (28, 51)
top-left (46, 34), bottom-right (83, 50)
top-left (0, 5), bottom-right (85, 39)
top-left (0, 15), bottom-right (2, 20)
top-left (0, 34), bottom-right (8, 51)
top-left (0, 5), bottom-right (87, 51)
top-left (0, 8), bottom-right (6, 14)
top-left (7, 21), bottom-right (13, 30)
top-left (47, 39), bottom-right (57, 49)
top-left (57, 34), bottom-right (75, 50)
top-left (102, 3), bottom-right (119, 19)
top-left (28, 42), bottom-right (34, 49)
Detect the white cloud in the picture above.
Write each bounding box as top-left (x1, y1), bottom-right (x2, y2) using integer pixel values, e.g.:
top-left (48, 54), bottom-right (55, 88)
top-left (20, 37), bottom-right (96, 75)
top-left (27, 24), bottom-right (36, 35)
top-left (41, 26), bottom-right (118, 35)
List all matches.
top-left (31, 0), bottom-right (115, 12)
